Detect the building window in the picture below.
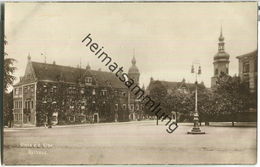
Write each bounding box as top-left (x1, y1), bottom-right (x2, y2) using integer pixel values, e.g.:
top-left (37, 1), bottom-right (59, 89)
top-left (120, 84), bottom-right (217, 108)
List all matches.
top-left (44, 86), bottom-right (48, 93)
top-left (136, 104), bottom-right (139, 110)
top-left (85, 77), bottom-right (92, 84)
top-left (14, 101), bottom-right (17, 109)
top-left (24, 86), bottom-right (28, 93)
top-left (19, 101), bottom-right (22, 109)
top-left (215, 69), bottom-right (218, 75)
top-left (25, 101), bottom-right (27, 109)
top-left (14, 88), bottom-right (19, 95)
top-left (243, 62), bottom-right (250, 73)
top-left (30, 86), bottom-right (34, 92)
top-left (68, 87), bottom-right (76, 94)
top-left (53, 86), bottom-right (57, 93)
top-left (114, 90), bottom-right (118, 96)
top-left (122, 104), bottom-right (126, 110)
top-left (92, 89), bottom-right (96, 95)
top-left (31, 101), bottom-right (34, 109)
top-left (101, 89), bottom-right (107, 96)
top-left (19, 88), bottom-right (22, 94)
top-left (115, 104), bottom-right (118, 111)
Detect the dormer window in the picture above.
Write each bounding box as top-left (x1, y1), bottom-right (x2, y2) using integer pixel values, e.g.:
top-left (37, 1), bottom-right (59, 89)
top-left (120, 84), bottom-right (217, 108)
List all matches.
top-left (101, 89), bottom-right (107, 96)
top-left (85, 77), bottom-right (92, 84)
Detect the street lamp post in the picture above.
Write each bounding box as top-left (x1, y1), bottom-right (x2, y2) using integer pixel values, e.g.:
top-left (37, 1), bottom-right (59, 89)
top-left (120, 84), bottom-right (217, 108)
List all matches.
top-left (188, 63), bottom-right (205, 134)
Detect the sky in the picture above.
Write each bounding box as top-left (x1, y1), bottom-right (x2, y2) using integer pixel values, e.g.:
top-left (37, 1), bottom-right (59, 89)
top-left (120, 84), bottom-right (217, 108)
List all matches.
top-left (5, 2), bottom-right (257, 88)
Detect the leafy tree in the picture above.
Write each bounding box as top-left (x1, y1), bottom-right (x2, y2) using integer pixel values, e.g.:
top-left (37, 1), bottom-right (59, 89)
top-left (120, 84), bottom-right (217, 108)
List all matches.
top-left (213, 73), bottom-right (251, 126)
top-left (4, 38), bottom-right (16, 92)
top-left (3, 37), bottom-right (16, 127)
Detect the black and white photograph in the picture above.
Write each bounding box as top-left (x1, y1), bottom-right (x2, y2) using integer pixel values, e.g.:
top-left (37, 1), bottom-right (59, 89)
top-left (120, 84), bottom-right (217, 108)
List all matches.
top-left (2, 1), bottom-right (258, 165)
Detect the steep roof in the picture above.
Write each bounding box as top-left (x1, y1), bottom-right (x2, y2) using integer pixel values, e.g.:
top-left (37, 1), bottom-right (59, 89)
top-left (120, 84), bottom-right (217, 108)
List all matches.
top-left (147, 79), bottom-right (205, 93)
top-left (16, 61), bottom-right (126, 89)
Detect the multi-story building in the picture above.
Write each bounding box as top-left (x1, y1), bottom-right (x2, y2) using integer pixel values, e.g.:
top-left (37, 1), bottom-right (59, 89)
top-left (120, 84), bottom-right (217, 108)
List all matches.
top-left (236, 50), bottom-right (257, 121)
top-left (146, 78), bottom-right (205, 96)
top-left (236, 50), bottom-right (257, 93)
top-left (13, 55), bottom-right (142, 127)
top-left (211, 28), bottom-right (230, 88)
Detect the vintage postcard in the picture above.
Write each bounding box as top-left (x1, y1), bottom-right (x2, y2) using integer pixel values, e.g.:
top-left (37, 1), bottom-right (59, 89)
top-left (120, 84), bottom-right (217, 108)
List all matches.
top-left (2, 1), bottom-right (258, 165)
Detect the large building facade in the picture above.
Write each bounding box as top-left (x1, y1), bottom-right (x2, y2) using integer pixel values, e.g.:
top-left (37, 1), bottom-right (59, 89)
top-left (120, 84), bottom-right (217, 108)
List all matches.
top-left (13, 56), bottom-right (142, 127)
top-left (236, 50), bottom-right (257, 93)
top-left (211, 28), bottom-right (230, 88)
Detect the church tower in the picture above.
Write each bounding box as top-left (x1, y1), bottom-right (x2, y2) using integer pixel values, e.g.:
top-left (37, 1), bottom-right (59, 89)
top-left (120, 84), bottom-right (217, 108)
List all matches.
top-left (211, 27), bottom-right (230, 88)
top-left (128, 56), bottom-right (140, 85)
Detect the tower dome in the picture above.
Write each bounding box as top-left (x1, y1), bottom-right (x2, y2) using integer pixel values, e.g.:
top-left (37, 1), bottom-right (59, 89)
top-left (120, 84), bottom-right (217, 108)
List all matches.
top-left (211, 27), bottom-right (230, 88)
top-left (214, 27), bottom-right (230, 61)
top-left (128, 56), bottom-right (139, 74)
top-left (128, 56), bottom-right (140, 85)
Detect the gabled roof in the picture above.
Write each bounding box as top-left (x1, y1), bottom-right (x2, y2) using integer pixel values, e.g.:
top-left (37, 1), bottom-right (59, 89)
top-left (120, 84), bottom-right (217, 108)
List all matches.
top-left (147, 79), bottom-right (205, 93)
top-left (15, 61), bottom-right (126, 89)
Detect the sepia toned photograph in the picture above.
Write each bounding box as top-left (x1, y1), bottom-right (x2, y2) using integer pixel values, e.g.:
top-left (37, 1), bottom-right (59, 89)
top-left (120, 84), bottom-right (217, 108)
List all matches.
top-left (2, 1), bottom-right (258, 165)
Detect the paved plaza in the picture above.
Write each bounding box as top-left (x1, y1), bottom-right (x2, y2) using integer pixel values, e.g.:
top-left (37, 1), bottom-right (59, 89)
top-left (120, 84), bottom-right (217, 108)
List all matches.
top-left (3, 120), bottom-right (257, 165)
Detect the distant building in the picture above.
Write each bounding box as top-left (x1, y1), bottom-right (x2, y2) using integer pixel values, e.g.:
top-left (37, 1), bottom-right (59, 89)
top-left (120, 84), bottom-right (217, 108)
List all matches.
top-left (146, 78), bottom-right (205, 96)
top-left (146, 78), bottom-right (205, 121)
top-left (128, 56), bottom-right (143, 120)
top-left (236, 50), bottom-right (257, 93)
top-left (211, 28), bottom-right (230, 88)
top-left (12, 55), bottom-right (142, 127)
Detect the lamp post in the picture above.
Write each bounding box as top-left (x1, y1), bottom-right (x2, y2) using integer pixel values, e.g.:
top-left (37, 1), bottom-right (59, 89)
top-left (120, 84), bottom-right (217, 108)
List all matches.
top-left (188, 63), bottom-right (205, 134)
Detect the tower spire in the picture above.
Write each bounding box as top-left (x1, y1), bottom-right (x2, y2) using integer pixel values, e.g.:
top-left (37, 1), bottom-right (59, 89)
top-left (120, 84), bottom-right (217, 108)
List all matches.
top-left (132, 56), bottom-right (136, 65)
top-left (218, 26), bottom-right (225, 52)
top-left (27, 53), bottom-right (31, 61)
top-left (220, 25), bottom-right (223, 37)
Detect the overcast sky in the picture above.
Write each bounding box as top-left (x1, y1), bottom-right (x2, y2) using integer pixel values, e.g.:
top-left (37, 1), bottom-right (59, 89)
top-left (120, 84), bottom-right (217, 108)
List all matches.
top-left (5, 2), bottom-right (257, 88)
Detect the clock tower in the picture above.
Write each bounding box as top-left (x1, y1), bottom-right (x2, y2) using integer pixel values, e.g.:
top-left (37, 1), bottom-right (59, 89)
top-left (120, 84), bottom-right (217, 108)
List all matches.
top-left (211, 27), bottom-right (230, 88)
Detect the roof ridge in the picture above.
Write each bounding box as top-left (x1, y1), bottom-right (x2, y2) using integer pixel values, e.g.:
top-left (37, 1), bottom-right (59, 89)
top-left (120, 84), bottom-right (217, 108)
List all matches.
top-left (31, 61), bottom-right (114, 74)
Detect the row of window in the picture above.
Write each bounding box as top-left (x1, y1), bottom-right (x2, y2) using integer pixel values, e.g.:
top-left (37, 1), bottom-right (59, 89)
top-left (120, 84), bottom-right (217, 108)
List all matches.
top-left (14, 101), bottom-right (22, 109)
top-left (13, 100), bottom-right (34, 109)
top-left (43, 85), bottom-right (127, 97)
top-left (243, 62), bottom-right (250, 73)
top-left (67, 104), bottom-right (139, 111)
top-left (14, 85), bottom-right (34, 95)
top-left (14, 88), bottom-right (22, 95)
top-left (25, 101), bottom-right (34, 109)
top-left (14, 113), bottom-right (22, 121)
top-left (24, 86), bottom-right (34, 93)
